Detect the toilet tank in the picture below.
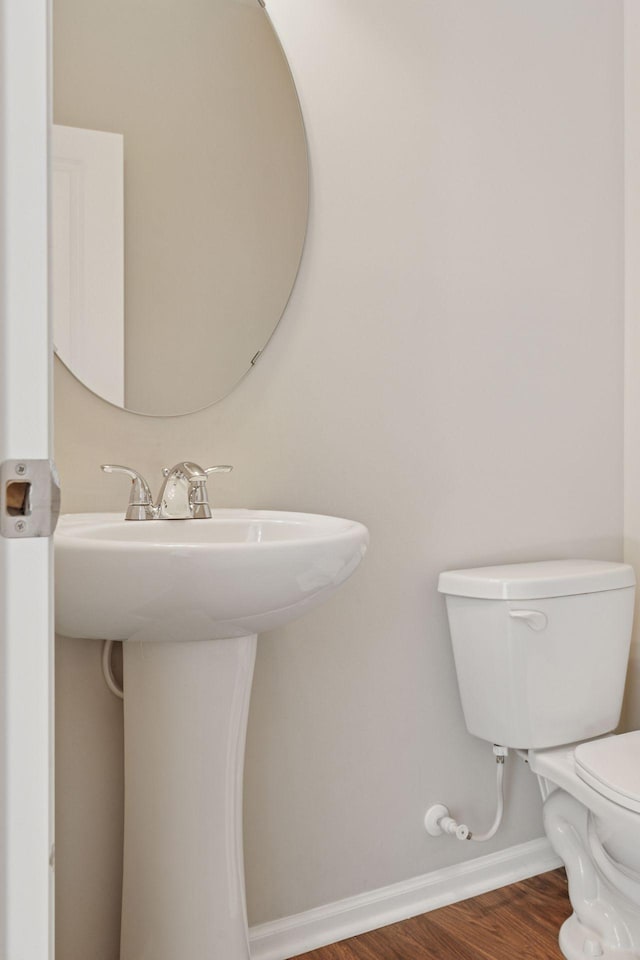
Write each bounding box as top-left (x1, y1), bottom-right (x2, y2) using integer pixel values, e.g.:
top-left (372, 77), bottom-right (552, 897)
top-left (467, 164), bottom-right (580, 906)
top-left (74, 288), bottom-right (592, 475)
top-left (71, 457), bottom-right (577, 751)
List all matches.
top-left (438, 560), bottom-right (636, 750)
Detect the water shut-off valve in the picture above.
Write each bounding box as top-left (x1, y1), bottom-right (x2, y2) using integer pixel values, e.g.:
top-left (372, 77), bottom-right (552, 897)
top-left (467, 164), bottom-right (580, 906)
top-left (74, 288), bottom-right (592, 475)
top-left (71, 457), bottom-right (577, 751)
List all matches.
top-left (424, 745), bottom-right (509, 843)
top-left (424, 805), bottom-right (470, 840)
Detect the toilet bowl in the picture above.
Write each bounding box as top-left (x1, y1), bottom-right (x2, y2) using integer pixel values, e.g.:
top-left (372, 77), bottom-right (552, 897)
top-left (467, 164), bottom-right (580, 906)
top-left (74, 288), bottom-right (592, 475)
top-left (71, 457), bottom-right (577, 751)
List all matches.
top-left (530, 733), bottom-right (640, 959)
top-left (438, 559), bottom-right (639, 960)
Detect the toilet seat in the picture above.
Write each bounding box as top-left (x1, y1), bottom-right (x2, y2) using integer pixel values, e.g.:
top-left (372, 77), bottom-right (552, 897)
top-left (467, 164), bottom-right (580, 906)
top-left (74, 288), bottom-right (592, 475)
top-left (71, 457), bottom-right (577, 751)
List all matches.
top-left (575, 731), bottom-right (640, 813)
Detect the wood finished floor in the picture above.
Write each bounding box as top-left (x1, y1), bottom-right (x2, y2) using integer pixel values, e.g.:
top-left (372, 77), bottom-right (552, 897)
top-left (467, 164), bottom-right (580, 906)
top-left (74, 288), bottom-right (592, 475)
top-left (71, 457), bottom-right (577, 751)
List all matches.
top-left (292, 869), bottom-right (569, 960)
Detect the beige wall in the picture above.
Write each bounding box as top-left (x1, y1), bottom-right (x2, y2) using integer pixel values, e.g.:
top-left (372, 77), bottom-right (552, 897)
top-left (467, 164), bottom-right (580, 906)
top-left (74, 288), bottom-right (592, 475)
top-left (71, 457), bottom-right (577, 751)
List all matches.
top-left (55, 1), bottom-right (625, 956)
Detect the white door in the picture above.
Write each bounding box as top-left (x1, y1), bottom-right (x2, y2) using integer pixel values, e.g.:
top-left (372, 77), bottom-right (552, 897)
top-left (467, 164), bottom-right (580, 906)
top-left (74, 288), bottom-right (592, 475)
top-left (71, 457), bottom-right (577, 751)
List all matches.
top-left (52, 124), bottom-right (125, 408)
top-left (0, 3), bottom-right (56, 959)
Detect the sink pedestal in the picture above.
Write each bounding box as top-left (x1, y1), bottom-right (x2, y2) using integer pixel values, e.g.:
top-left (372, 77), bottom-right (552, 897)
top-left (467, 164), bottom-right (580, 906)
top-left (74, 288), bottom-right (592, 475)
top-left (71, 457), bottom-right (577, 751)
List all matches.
top-left (55, 510), bottom-right (368, 959)
top-left (120, 635), bottom-right (257, 960)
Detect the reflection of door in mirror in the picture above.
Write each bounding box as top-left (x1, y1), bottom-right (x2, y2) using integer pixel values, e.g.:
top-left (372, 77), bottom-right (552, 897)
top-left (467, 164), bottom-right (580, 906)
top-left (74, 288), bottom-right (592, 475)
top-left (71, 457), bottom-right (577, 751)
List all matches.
top-left (52, 125), bottom-right (125, 408)
top-left (52, 0), bottom-right (308, 418)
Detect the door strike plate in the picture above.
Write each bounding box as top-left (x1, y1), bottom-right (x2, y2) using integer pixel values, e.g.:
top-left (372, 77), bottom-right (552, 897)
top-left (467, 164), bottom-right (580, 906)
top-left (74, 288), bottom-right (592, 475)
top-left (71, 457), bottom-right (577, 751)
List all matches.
top-left (1, 459), bottom-right (61, 539)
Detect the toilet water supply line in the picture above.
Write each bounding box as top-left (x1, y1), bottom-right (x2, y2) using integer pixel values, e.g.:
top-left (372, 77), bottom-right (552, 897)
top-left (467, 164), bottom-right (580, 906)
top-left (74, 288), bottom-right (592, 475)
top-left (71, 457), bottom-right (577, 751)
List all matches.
top-left (424, 745), bottom-right (508, 842)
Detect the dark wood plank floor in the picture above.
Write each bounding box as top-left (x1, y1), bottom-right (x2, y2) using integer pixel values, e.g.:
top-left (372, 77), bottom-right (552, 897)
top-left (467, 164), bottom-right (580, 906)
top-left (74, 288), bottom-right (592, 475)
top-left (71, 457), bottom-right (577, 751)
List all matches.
top-left (293, 869), bottom-right (569, 960)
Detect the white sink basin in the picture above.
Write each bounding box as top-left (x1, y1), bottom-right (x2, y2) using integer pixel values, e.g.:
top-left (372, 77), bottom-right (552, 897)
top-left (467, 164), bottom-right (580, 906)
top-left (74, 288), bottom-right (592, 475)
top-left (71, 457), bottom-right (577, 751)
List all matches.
top-left (55, 509), bottom-right (368, 642)
top-left (54, 507), bottom-right (368, 960)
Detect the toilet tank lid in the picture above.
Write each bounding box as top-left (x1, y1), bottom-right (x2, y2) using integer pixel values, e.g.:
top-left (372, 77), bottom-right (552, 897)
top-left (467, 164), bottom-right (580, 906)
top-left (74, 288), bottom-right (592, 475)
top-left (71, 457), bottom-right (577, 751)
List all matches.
top-left (438, 559), bottom-right (635, 600)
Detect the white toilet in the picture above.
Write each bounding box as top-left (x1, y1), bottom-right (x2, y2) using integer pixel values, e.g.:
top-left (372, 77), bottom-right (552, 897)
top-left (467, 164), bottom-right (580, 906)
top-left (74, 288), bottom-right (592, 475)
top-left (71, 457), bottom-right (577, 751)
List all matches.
top-left (438, 559), bottom-right (640, 960)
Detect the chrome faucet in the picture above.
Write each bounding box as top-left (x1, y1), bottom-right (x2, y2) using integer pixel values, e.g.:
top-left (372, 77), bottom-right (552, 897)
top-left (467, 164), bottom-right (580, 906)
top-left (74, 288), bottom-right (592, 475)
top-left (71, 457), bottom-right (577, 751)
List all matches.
top-left (101, 462), bottom-right (233, 520)
top-left (157, 462), bottom-right (232, 519)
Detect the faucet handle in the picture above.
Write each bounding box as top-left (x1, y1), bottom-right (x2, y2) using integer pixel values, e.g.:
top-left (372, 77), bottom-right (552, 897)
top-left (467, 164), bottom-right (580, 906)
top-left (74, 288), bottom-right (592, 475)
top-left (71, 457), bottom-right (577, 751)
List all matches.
top-left (186, 466), bottom-right (233, 520)
top-left (101, 464), bottom-right (155, 521)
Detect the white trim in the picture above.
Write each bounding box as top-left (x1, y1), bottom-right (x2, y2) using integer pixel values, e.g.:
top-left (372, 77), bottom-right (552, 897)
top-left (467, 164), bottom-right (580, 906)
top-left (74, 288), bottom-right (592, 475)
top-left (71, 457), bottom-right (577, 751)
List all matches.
top-left (0, 1), bottom-right (53, 958)
top-left (248, 837), bottom-right (562, 960)
top-left (624, 3), bottom-right (640, 644)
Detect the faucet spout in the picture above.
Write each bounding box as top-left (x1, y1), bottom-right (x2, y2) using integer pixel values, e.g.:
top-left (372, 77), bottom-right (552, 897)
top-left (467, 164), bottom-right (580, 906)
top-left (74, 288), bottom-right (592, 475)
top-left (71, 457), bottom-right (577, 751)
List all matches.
top-left (156, 462), bottom-right (232, 519)
top-left (157, 462), bottom-right (208, 519)
top-left (165, 461), bottom-right (207, 483)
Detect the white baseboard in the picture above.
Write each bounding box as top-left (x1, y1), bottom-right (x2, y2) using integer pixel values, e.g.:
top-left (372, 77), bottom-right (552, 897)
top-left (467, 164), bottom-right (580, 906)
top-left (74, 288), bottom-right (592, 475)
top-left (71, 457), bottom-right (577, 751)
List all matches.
top-left (248, 837), bottom-right (562, 960)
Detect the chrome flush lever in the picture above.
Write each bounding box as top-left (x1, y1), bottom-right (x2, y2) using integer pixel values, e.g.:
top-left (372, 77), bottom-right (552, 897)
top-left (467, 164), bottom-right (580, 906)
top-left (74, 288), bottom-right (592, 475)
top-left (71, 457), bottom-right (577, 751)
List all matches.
top-left (509, 609), bottom-right (548, 632)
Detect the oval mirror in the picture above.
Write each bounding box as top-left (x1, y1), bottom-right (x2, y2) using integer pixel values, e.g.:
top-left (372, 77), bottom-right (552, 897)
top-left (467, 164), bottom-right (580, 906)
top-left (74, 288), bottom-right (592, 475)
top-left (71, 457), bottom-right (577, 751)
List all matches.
top-left (52, 0), bottom-right (308, 417)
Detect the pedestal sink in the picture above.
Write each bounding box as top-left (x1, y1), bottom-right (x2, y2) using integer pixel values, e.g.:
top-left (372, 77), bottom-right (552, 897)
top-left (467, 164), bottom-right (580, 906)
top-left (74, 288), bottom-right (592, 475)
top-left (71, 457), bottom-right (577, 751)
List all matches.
top-left (55, 509), bottom-right (368, 960)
